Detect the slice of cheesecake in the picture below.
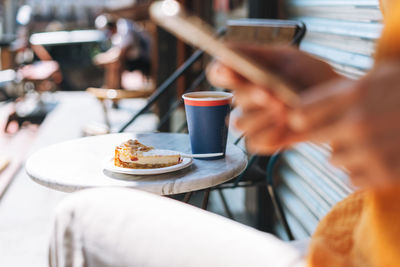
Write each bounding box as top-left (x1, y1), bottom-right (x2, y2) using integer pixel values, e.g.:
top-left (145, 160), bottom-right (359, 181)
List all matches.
top-left (114, 139), bottom-right (182, 169)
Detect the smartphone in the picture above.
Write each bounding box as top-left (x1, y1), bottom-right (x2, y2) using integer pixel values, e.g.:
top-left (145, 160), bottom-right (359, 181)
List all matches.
top-left (224, 19), bottom-right (305, 47)
top-left (150, 0), bottom-right (306, 106)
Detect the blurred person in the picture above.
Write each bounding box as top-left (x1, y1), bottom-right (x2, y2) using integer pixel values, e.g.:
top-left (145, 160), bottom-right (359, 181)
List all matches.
top-left (208, 51), bottom-right (400, 266)
top-left (49, 1), bottom-right (400, 267)
top-left (94, 15), bottom-right (152, 79)
top-left (207, 0), bottom-right (400, 266)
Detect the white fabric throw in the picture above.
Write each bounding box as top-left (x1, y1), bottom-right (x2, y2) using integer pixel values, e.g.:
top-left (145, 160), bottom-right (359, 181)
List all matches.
top-left (49, 187), bottom-right (307, 267)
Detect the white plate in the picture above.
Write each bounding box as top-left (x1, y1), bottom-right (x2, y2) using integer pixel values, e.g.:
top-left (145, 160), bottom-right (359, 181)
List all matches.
top-left (103, 155), bottom-right (193, 175)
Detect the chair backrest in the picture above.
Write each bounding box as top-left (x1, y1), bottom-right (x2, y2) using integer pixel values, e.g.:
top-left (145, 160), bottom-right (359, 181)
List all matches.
top-left (269, 143), bottom-right (356, 240)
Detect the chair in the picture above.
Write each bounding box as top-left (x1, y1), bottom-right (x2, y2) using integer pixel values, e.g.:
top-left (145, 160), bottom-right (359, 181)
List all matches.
top-left (0, 35), bottom-right (16, 70)
top-left (87, 85), bottom-right (154, 131)
top-left (2, 43), bottom-right (61, 133)
top-left (266, 144), bottom-right (355, 240)
top-left (19, 60), bottom-right (61, 92)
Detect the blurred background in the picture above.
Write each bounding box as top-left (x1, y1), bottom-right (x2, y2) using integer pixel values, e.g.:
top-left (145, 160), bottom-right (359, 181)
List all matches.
top-left (0, 1), bottom-right (382, 266)
top-left (0, 0), bottom-right (249, 134)
top-left (0, 0), bottom-right (246, 92)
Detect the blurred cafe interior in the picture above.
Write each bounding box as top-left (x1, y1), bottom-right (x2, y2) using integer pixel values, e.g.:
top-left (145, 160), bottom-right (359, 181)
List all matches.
top-left (0, 0), bottom-right (387, 266)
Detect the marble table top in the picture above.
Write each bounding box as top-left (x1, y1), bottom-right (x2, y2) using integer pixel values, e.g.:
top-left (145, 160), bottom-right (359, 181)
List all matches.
top-left (26, 133), bottom-right (248, 195)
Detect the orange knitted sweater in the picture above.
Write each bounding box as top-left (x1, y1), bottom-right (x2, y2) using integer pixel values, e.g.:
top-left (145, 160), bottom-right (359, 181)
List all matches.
top-left (307, 1), bottom-right (400, 266)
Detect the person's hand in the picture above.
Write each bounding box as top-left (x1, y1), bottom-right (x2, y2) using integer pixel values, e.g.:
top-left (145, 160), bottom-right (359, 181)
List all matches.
top-left (206, 45), bottom-right (339, 153)
top-left (289, 61), bottom-right (400, 187)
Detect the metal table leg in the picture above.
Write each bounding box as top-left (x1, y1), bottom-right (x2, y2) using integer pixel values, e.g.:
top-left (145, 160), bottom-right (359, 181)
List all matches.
top-left (183, 191), bottom-right (193, 203)
top-left (217, 189), bottom-right (234, 220)
top-left (202, 188), bottom-right (210, 210)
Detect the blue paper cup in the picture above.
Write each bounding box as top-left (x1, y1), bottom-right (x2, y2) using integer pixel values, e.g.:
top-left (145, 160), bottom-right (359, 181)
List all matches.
top-left (183, 91), bottom-right (233, 159)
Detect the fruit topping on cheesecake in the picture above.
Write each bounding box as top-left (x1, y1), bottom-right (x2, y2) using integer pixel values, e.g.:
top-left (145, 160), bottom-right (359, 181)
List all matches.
top-left (114, 139), bottom-right (182, 169)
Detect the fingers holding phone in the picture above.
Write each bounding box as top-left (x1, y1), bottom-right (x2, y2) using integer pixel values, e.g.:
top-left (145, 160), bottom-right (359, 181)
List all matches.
top-left (206, 46), bottom-right (339, 154)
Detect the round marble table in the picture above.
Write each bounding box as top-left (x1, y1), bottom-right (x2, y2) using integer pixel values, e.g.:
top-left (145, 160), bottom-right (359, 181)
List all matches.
top-left (26, 133), bottom-right (247, 195)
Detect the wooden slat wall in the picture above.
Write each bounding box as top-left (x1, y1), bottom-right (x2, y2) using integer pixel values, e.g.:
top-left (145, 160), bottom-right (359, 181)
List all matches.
top-left (275, 0), bottom-right (382, 239)
top-left (278, 143), bottom-right (355, 239)
top-left (289, 0), bottom-right (382, 77)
